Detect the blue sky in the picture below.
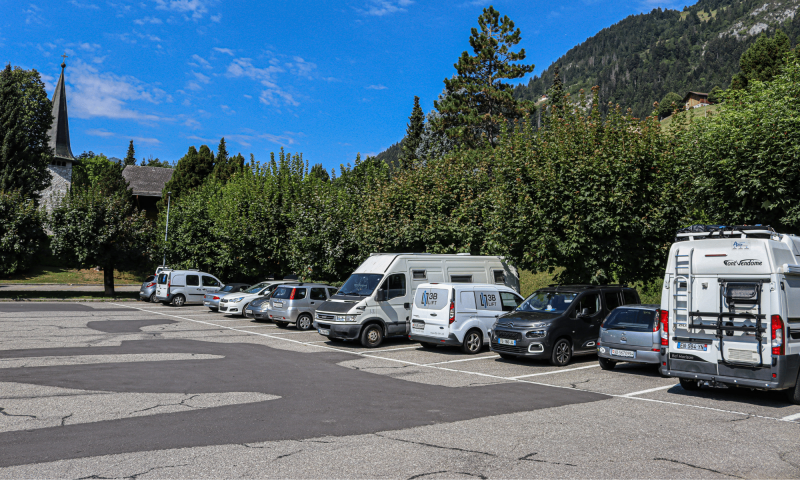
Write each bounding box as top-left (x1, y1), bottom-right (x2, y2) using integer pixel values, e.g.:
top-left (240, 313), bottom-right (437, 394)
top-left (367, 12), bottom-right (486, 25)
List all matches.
top-left (2, 0), bottom-right (691, 172)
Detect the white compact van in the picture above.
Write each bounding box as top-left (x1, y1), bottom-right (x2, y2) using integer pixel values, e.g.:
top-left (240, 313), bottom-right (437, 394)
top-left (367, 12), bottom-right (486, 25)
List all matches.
top-left (155, 269), bottom-right (223, 306)
top-left (312, 253), bottom-right (519, 347)
top-left (409, 283), bottom-right (524, 353)
top-left (661, 225), bottom-right (800, 403)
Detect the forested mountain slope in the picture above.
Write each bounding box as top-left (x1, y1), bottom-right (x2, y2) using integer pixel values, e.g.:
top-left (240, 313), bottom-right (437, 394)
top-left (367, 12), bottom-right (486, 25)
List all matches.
top-left (514, 0), bottom-right (800, 117)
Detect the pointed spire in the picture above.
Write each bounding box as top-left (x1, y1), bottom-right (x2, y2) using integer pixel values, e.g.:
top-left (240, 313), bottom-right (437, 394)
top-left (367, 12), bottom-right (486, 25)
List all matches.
top-left (47, 59), bottom-right (75, 161)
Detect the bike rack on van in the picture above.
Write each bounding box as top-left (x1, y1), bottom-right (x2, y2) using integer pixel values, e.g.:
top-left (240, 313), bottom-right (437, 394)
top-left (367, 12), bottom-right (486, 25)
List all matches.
top-left (687, 279), bottom-right (767, 367)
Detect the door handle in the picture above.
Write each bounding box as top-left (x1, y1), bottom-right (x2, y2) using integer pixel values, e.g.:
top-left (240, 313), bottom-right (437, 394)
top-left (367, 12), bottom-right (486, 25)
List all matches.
top-left (310, 302), bottom-right (315, 304)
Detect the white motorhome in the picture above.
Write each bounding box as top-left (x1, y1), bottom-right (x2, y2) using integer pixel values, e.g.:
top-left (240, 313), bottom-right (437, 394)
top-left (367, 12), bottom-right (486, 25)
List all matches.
top-left (660, 226), bottom-right (800, 403)
top-left (312, 253), bottom-right (520, 348)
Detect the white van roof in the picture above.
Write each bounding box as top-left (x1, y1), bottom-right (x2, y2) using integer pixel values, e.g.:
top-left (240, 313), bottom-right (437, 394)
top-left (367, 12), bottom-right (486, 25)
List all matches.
top-left (355, 253), bottom-right (507, 274)
top-left (417, 282), bottom-right (516, 291)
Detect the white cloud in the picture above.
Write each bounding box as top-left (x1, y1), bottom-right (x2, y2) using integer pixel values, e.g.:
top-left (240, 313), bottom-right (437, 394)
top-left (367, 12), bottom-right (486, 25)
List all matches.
top-left (220, 104), bottom-right (235, 115)
top-left (191, 71), bottom-right (210, 83)
top-left (213, 47), bottom-right (234, 56)
top-left (86, 128), bottom-right (115, 137)
top-left (70, 0), bottom-right (100, 8)
top-left (366, 84), bottom-right (387, 90)
top-left (155, 0), bottom-right (210, 20)
top-left (134, 16), bottom-right (164, 25)
top-left (130, 136), bottom-right (161, 145)
top-left (210, 13), bottom-right (221, 22)
top-left (225, 57), bottom-right (298, 107)
top-left (24, 4), bottom-right (45, 25)
top-left (85, 129), bottom-right (160, 145)
top-left (360, 0), bottom-right (413, 16)
top-left (287, 56), bottom-right (316, 79)
top-left (189, 53), bottom-right (212, 69)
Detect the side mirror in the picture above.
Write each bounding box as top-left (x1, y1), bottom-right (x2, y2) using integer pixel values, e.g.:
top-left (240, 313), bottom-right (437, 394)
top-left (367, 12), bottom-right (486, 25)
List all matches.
top-left (376, 290), bottom-right (387, 302)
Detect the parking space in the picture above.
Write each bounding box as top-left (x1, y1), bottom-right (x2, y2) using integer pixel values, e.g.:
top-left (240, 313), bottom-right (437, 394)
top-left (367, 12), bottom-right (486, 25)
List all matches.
top-left (1, 302), bottom-right (799, 478)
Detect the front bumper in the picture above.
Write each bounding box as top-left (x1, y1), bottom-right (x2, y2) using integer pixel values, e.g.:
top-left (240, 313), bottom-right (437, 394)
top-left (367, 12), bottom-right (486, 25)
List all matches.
top-left (313, 321), bottom-right (361, 340)
top-left (409, 332), bottom-right (461, 346)
top-left (245, 308), bottom-right (270, 320)
top-left (219, 302), bottom-right (244, 314)
top-left (664, 353), bottom-right (800, 390)
top-left (489, 329), bottom-right (549, 357)
top-left (597, 343), bottom-right (660, 364)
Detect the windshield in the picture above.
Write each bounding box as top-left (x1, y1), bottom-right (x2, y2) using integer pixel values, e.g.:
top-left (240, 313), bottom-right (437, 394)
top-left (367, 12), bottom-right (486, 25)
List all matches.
top-left (516, 291), bottom-right (577, 314)
top-left (244, 282), bottom-right (270, 294)
top-left (336, 274), bottom-right (383, 296)
top-left (603, 308), bottom-right (656, 332)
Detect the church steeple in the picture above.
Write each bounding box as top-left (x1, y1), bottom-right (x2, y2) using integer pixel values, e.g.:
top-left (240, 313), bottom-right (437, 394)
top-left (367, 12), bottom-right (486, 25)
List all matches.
top-left (47, 57), bottom-right (75, 162)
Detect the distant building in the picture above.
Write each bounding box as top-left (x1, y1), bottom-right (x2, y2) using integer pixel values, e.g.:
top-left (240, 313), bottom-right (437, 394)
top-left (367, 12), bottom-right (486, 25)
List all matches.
top-left (41, 60), bottom-right (77, 210)
top-left (121, 165), bottom-right (174, 220)
top-left (683, 91), bottom-right (711, 109)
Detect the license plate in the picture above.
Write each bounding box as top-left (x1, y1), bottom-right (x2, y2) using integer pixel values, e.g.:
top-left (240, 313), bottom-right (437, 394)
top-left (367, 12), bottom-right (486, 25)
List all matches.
top-left (412, 322), bottom-right (424, 330)
top-left (319, 328), bottom-right (330, 335)
top-left (611, 349), bottom-right (635, 358)
top-left (246, 309), bottom-right (253, 314)
top-left (204, 302), bottom-right (210, 305)
top-left (140, 290), bottom-right (145, 294)
top-left (274, 302), bottom-right (283, 307)
top-left (677, 342), bottom-right (708, 351)
top-left (498, 338), bottom-right (516, 346)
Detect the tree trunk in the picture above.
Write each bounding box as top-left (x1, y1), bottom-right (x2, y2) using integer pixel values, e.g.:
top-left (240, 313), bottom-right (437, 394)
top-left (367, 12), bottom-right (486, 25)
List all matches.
top-left (104, 267), bottom-right (115, 296)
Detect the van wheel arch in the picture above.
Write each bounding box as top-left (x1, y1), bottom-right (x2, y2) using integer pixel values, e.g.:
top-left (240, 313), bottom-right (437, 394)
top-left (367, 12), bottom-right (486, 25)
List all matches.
top-left (359, 318), bottom-right (387, 337)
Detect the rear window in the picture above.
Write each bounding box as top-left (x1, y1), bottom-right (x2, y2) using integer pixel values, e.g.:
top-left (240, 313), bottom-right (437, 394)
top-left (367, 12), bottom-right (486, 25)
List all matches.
top-left (145, 275), bottom-right (155, 283)
top-left (272, 287), bottom-right (307, 300)
top-left (220, 285), bottom-right (234, 293)
top-left (157, 274), bottom-right (169, 284)
top-left (603, 308), bottom-right (656, 332)
top-left (414, 288), bottom-right (449, 310)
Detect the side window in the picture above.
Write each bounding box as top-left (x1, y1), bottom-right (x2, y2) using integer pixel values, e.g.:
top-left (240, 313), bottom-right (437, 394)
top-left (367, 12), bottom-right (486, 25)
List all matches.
top-left (293, 288), bottom-right (307, 300)
top-left (412, 270), bottom-right (427, 280)
top-left (459, 291), bottom-right (477, 309)
top-left (327, 288), bottom-right (337, 298)
top-left (475, 290), bottom-right (502, 311)
top-left (604, 291), bottom-right (622, 311)
top-left (202, 276), bottom-right (220, 287)
top-left (186, 275), bottom-right (199, 286)
top-left (379, 274), bottom-right (406, 300)
top-left (500, 292), bottom-right (522, 312)
top-left (493, 270), bottom-right (506, 285)
top-left (451, 275), bottom-right (473, 283)
top-left (574, 293), bottom-right (600, 317)
top-left (623, 290), bottom-right (639, 305)
top-left (311, 288), bottom-right (327, 300)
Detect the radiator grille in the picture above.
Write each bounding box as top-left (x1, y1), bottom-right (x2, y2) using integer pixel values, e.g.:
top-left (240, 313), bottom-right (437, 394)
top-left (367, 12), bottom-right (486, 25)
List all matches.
top-left (494, 330), bottom-right (521, 340)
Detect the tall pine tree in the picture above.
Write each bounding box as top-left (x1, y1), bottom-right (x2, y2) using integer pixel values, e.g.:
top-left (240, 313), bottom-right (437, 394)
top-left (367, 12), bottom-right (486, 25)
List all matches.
top-left (432, 7), bottom-right (534, 148)
top-left (401, 96), bottom-right (425, 168)
top-left (124, 140), bottom-right (136, 166)
top-left (212, 137), bottom-right (237, 182)
top-left (162, 145), bottom-right (214, 200)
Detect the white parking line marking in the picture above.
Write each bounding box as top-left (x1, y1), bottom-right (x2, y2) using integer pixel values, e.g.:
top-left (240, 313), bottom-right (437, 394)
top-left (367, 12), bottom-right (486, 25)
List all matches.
top-left (369, 346), bottom-right (424, 353)
top-left (781, 412), bottom-right (800, 421)
top-left (509, 364), bottom-right (599, 379)
top-left (426, 355), bottom-right (499, 365)
top-left (621, 385), bottom-right (676, 397)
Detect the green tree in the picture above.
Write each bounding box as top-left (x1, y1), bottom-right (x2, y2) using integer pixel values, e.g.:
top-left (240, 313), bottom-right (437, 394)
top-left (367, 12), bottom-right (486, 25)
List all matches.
top-left (736, 30), bottom-right (792, 88)
top-left (124, 140), bottom-right (136, 166)
top-left (163, 145), bottom-right (215, 199)
top-left (140, 155), bottom-right (171, 168)
top-left (308, 163), bottom-right (330, 182)
top-left (0, 190), bottom-right (47, 274)
top-left (0, 65), bottom-right (52, 201)
top-left (547, 65), bottom-right (565, 114)
top-left (72, 153), bottom-right (116, 190)
top-left (707, 85), bottom-right (723, 104)
top-left (657, 91), bottom-right (684, 118)
top-left (401, 96), bottom-right (425, 167)
top-left (432, 6), bottom-right (535, 147)
top-left (50, 186), bottom-right (152, 295)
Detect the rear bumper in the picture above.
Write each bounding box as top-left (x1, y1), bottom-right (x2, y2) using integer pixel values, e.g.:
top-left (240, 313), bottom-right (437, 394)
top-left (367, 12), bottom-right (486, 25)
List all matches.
top-left (313, 322), bottom-right (361, 340)
top-left (664, 354), bottom-right (800, 390)
top-left (598, 344), bottom-right (660, 364)
top-left (269, 309), bottom-right (298, 323)
top-left (409, 333), bottom-right (461, 346)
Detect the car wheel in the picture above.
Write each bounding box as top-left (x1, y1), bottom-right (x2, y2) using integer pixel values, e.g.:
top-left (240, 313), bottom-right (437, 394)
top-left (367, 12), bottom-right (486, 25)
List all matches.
top-left (679, 378), bottom-right (702, 391)
top-left (550, 338), bottom-right (572, 366)
top-left (786, 373), bottom-right (800, 404)
top-left (240, 303), bottom-right (249, 317)
top-left (171, 295), bottom-right (185, 307)
top-left (462, 329), bottom-right (483, 354)
top-left (499, 353), bottom-right (517, 361)
top-left (275, 321), bottom-right (289, 328)
top-left (296, 314), bottom-right (313, 331)
top-left (360, 324), bottom-right (384, 348)
top-left (420, 342), bottom-right (438, 349)
top-left (149, 293), bottom-right (158, 303)
top-left (598, 357), bottom-right (616, 370)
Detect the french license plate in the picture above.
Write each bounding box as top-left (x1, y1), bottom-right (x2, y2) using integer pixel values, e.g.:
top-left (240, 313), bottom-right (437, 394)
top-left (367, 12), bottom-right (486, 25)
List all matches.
top-left (319, 328), bottom-right (330, 335)
top-left (677, 342), bottom-right (708, 351)
top-left (498, 338), bottom-right (516, 346)
top-left (274, 302), bottom-right (283, 307)
top-left (412, 322), bottom-right (424, 330)
top-left (140, 290), bottom-right (145, 294)
top-left (611, 349), bottom-right (635, 358)
top-left (204, 302), bottom-right (210, 306)
top-left (246, 309), bottom-right (253, 315)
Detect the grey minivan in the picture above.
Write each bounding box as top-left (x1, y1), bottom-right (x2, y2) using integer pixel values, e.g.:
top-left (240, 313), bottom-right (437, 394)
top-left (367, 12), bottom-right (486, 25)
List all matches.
top-left (597, 304), bottom-right (662, 370)
top-left (268, 283), bottom-right (338, 330)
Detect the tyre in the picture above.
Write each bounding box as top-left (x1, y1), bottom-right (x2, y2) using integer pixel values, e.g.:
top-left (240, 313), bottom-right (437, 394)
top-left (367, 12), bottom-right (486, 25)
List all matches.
top-left (499, 353), bottom-right (517, 361)
top-left (598, 357), bottom-right (616, 370)
top-left (462, 329), bottom-right (483, 354)
top-left (360, 324), bottom-right (384, 348)
top-left (171, 295), bottom-right (185, 307)
top-left (149, 293), bottom-right (158, 303)
top-left (420, 342), bottom-right (438, 349)
top-left (275, 321), bottom-right (289, 328)
top-left (550, 338), bottom-right (572, 366)
top-left (296, 314), bottom-right (313, 331)
top-left (240, 303), bottom-right (249, 317)
top-left (679, 377), bottom-right (702, 391)
top-left (785, 373), bottom-right (800, 404)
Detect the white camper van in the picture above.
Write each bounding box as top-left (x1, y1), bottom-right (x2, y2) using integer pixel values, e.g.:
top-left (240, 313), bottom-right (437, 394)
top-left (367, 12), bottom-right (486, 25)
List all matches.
top-left (313, 253), bottom-right (520, 348)
top-left (660, 226), bottom-right (800, 403)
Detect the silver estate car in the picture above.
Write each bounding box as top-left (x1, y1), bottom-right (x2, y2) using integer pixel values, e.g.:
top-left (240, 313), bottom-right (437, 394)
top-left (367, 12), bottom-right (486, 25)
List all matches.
top-left (597, 304), bottom-right (662, 370)
top-left (268, 283), bottom-right (338, 330)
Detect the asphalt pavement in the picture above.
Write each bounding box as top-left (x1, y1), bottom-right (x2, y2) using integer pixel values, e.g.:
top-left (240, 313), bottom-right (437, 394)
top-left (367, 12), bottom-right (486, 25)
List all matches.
top-left (0, 302), bottom-right (798, 478)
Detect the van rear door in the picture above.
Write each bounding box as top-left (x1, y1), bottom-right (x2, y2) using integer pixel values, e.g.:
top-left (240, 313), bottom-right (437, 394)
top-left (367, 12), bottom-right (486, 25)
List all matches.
top-left (156, 272), bottom-right (170, 298)
top-left (412, 287), bottom-right (451, 340)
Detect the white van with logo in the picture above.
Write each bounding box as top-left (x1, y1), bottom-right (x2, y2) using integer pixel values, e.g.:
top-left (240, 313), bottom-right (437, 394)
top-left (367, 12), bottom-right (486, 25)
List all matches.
top-left (313, 253), bottom-right (520, 348)
top-left (410, 283), bottom-right (524, 353)
top-left (661, 225), bottom-right (800, 403)
top-left (155, 269), bottom-right (223, 306)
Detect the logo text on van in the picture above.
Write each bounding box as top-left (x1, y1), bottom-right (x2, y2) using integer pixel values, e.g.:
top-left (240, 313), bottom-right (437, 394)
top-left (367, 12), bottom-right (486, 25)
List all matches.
top-left (732, 241), bottom-right (750, 250)
top-left (723, 259), bottom-right (763, 266)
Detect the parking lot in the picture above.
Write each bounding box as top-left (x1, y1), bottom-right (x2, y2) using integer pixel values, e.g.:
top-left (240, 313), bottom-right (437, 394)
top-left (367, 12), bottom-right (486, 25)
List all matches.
top-left (0, 302), bottom-right (799, 478)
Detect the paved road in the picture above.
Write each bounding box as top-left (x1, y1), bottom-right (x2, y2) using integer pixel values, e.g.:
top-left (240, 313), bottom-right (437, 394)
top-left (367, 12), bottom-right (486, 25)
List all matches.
top-left (0, 302), bottom-right (798, 478)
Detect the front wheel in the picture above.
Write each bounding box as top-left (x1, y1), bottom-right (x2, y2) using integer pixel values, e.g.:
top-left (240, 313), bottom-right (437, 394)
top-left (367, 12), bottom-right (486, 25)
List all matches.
top-left (171, 295), bottom-right (185, 307)
top-left (149, 293), bottom-right (157, 303)
top-left (598, 357), bottom-right (616, 370)
top-left (679, 378), bottom-right (702, 391)
top-left (462, 330), bottom-right (483, 354)
top-left (360, 324), bottom-right (384, 348)
top-left (550, 338), bottom-right (572, 367)
top-left (296, 314), bottom-right (313, 331)
top-left (241, 303), bottom-right (249, 317)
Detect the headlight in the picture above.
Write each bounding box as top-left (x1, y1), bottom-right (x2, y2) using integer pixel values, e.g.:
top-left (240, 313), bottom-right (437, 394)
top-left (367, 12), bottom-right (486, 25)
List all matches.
top-left (231, 297), bottom-right (245, 303)
top-left (335, 314), bottom-right (358, 322)
top-left (529, 322), bottom-right (547, 328)
top-left (526, 330), bottom-right (547, 338)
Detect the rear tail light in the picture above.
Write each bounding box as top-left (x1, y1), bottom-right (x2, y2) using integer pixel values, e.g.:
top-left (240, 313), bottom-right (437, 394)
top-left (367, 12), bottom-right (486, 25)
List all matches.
top-left (146, 282), bottom-right (156, 288)
top-left (290, 288), bottom-right (296, 300)
top-left (771, 314), bottom-right (785, 355)
top-left (653, 310), bottom-right (661, 332)
top-left (660, 309), bottom-right (669, 346)
top-left (448, 301), bottom-right (455, 325)
top-left (213, 296), bottom-right (219, 300)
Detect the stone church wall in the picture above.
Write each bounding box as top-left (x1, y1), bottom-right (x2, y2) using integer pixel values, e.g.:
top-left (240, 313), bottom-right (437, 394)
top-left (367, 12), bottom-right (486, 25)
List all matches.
top-left (41, 164), bottom-right (72, 211)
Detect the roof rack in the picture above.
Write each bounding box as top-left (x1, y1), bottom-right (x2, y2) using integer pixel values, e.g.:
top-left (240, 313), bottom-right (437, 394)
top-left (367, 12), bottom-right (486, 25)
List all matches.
top-left (675, 224), bottom-right (778, 242)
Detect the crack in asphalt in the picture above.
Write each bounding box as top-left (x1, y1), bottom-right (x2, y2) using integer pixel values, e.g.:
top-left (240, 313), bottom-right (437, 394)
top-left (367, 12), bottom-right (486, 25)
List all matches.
top-left (375, 434), bottom-right (495, 457)
top-left (408, 471), bottom-right (487, 480)
top-left (0, 407), bottom-right (36, 419)
top-left (275, 450), bottom-right (302, 459)
top-left (60, 413), bottom-right (73, 426)
top-left (778, 451), bottom-right (800, 471)
top-left (729, 415), bottom-right (752, 422)
top-left (129, 394), bottom-right (200, 415)
top-left (518, 452), bottom-right (577, 467)
top-left (569, 379), bottom-right (591, 389)
top-left (74, 463), bottom-right (191, 480)
top-left (240, 443), bottom-right (270, 449)
top-left (654, 458), bottom-right (744, 478)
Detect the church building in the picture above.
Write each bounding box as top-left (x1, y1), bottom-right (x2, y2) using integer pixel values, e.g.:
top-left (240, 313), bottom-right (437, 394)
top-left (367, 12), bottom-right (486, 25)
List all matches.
top-left (41, 59), bottom-right (77, 208)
